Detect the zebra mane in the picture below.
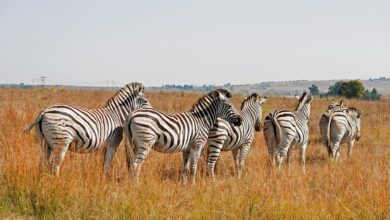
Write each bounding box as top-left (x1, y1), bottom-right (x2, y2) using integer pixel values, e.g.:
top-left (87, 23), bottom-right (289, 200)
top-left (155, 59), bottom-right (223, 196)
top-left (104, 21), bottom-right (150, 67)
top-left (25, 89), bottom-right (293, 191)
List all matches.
top-left (298, 91), bottom-right (308, 103)
top-left (214, 88), bottom-right (232, 98)
top-left (240, 93), bottom-right (258, 110)
top-left (191, 88), bottom-right (231, 111)
top-left (295, 91), bottom-right (310, 111)
top-left (105, 82), bottom-right (144, 107)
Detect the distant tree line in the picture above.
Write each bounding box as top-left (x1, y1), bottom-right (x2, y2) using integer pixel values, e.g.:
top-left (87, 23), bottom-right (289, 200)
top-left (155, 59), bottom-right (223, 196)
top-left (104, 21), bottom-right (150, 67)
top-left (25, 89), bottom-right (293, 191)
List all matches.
top-left (162, 84), bottom-right (194, 90)
top-left (161, 84), bottom-right (218, 91)
top-left (309, 80), bottom-right (381, 100)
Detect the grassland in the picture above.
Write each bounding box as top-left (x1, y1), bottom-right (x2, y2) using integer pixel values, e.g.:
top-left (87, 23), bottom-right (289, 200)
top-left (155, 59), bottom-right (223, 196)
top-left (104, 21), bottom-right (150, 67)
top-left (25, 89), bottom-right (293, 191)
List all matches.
top-left (0, 87), bottom-right (389, 219)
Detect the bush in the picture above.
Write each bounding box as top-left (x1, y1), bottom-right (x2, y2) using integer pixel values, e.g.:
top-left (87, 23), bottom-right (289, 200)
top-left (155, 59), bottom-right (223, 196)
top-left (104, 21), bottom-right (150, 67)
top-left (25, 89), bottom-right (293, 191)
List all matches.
top-left (338, 80), bottom-right (365, 99)
top-left (308, 84), bottom-right (320, 96)
top-left (326, 80), bottom-right (366, 99)
top-left (363, 88), bottom-right (381, 100)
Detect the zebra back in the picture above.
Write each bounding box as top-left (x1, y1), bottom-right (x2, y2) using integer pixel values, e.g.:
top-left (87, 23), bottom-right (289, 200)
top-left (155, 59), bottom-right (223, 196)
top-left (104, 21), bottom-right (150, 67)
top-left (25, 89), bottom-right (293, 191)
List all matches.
top-left (319, 101), bottom-right (348, 146)
top-left (326, 107), bottom-right (364, 148)
top-left (264, 92), bottom-right (313, 146)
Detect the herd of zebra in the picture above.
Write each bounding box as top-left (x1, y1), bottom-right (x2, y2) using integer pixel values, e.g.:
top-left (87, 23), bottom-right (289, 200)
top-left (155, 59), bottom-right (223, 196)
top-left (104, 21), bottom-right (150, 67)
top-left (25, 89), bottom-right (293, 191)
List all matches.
top-left (24, 82), bottom-right (364, 184)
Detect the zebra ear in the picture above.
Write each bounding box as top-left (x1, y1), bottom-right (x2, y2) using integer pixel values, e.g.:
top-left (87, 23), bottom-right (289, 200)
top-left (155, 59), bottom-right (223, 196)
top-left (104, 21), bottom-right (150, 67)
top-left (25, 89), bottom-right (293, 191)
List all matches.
top-left (212, 90), bottom-right (226, 100)
top-left (259, 96), bottom-right (268, 104)
top-left (307, 95), bottom-right (313, 102)
top-left (295, 95), bottom-right (300, 100)
top-left (358, 111), bottom-right (364, 118)
top-left (138, 85), bottom-right (145, 95)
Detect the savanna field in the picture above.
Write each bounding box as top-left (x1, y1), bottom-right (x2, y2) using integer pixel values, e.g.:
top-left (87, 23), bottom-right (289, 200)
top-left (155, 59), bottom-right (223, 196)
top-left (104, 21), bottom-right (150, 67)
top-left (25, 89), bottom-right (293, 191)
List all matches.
top-left (0, 87), bottom-right (389, 219)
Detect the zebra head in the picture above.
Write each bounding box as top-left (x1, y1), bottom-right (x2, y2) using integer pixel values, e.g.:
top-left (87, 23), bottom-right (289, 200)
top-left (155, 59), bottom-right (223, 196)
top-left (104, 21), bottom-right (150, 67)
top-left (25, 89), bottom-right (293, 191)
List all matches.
top-left (105, 82), bottom-right (146, 118)
top-left (210, 89), bottom-right (242, 126)
top-left (295, 91), bottom-right (313, 119)
top-left (241, 93), bottom-right (268, 131)
top-left (135, 94), bottom-right (152, 109)
top-left (347, 107), bottom-right (364, 141)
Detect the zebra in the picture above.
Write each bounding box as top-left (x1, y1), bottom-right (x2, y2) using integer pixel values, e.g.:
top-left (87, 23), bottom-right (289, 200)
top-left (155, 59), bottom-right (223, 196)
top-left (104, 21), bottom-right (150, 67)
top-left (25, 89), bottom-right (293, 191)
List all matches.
top-left (326, 107), bottom-right (364, 161)
top-left (206, 93), bottom-right (267, 180)
top-left (24, 82), bottom-right (151, 176)
top-left (263, 92), bottom-right (313, 173)
top-left (319, 100), bottom-right (348, 155)
top-left (124, 89), bottom-right (242, 184)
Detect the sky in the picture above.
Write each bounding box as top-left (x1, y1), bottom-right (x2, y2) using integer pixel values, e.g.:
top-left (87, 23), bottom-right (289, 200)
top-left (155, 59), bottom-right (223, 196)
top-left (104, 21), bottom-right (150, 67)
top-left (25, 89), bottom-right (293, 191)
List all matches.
top-left (0, 0), bottom-right (389, 87)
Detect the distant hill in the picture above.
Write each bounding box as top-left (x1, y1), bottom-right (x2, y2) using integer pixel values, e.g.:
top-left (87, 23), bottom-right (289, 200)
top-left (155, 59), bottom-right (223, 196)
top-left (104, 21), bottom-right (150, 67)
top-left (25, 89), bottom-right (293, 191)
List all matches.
top-left (148, 77), bottom-right (390, 96)
top-left (1, 77), bottom-right (389, 96)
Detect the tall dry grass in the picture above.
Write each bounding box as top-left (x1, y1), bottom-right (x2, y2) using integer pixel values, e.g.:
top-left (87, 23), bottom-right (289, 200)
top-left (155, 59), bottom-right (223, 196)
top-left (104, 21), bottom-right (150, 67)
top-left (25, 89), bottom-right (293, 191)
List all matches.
top-left (0, 87), bottom-right (389, 219)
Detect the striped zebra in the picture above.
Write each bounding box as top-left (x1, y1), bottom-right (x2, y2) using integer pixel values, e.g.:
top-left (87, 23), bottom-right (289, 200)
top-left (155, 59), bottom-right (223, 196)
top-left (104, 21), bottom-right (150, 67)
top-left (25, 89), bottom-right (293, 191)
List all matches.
top-left (24, 82), bottom-right (150, 176)
top-left (263, 92), bottom-right (313, 172)
top-left (319, 101), bottom-right (348, 155)
top-left (326, 107), bottom-right (363, 161)
top-left (206, 94), bottom-right (267, 180)
top-left (124, 89), bottom-right (242, 184)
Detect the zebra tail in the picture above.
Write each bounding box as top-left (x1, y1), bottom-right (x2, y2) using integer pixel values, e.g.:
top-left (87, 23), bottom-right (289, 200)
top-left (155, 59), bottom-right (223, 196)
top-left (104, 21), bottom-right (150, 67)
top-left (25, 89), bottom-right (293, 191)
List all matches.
top-left (269, 114), bottom-right (282, 145)
top-left (326, 111), bottom-right (335, 151)
top-left (124, 116), bottom-right (135, 174)
top-left (23, 111), bottom-right (44, 134)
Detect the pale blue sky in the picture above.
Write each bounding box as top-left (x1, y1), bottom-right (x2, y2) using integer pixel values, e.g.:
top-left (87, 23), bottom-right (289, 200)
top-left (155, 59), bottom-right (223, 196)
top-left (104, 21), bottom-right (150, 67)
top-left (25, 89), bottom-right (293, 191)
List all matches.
top-left (0, 0), bottom-right (389, 86)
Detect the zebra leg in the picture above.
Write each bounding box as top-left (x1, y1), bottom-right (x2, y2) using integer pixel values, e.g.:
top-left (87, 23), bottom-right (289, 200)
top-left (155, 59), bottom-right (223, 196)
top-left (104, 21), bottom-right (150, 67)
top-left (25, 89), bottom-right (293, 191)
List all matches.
top-left (182, 151), bottom-right (190, 184)
top-left (207, 144), bottom-right (224, 181)
top-left (237, 144), bottom-right (250, 179)
top-left (276, 137), bottom-right (293, 171)
top-left (39, 138), bottom-right (52, 173)
top-left (190, 145), bottom-right (204, 184)
top-left (347, 140), bottom-right (355, 158)
top-left (287, 148), bottom-right (292, 173)
top-left (264, 126), bottom-right (277, 166)
top-left (103, 130), bottom-right (122, 178)
top-left (332, 141), bottom-right (341, 162)
top-left (300, 144), bottom-right (307, 174)
top-left (103, 145), bottom-right (119, 178)
top-left (49, 143), bottom-right (70, 176)
top-left (231, 148), bottom-right (240, 177)
top-left (133, 144), bottom-right (153, 184)
top-left (124, 139), bottom-right (135, 178)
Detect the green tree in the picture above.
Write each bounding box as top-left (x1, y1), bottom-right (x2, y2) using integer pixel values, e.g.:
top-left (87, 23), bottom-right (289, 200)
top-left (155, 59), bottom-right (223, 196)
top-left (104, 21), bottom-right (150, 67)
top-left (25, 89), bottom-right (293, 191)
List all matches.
top-left (363, 88), bottom-right (381, 100)
top-left (327, 81), bottom-right (343, 96)
top-left (338, 80), bottom-right (365, 99)
top-left (308, 84), bottom-right (320, 96)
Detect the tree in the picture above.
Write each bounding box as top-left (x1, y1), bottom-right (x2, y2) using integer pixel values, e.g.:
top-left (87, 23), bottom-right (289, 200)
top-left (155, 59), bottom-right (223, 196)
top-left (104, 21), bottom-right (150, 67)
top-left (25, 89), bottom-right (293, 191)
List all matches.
top-left (372, 88), bottom-right (378, 95)
top-left (338, 80), bottom-right (365, 99)
top-left (326, 80), bottom-right (365, 99)
top-left (327, 81), bottom-right (343, 96)
top-left (308, 84), bottom-right (320, 96)
top-left (363, 88), bottom-right (381, 100)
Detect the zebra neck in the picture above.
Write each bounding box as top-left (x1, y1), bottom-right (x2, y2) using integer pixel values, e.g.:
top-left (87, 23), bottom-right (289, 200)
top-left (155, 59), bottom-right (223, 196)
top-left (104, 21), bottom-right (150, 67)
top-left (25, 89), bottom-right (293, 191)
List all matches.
top-left (190, 103), bottom-right (218, 129)
top-left (241, 105), bottom-right (258, 121)
top-left (105, 105), bottom-right (129, 123)
top-left (240, 107), bottom-right (257, 127)
top-left (297, 104), bottom-right (310, 120)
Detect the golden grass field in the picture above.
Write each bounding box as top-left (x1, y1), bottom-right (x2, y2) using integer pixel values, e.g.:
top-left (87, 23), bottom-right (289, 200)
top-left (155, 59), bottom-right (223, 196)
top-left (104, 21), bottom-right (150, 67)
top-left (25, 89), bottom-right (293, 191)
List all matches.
top-left (0, 87), bottom-right (389, 219)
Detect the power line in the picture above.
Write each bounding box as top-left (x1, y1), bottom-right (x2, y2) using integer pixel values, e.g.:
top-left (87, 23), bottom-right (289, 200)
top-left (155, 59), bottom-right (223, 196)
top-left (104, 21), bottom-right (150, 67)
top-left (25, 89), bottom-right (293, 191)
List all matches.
top-left (40, 76), bottom-right (47, 87)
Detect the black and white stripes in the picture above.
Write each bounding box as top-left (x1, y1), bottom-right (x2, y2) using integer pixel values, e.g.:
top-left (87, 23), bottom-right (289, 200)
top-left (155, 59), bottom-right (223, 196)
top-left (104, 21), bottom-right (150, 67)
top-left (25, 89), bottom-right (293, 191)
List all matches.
top-left (263, 92), bottom-right (313, 172)
top-left (124, 89), bottom-right (242, 184)
top-left (326, 107), bottom-right (363, 161)
top-left (24, 83), bottom-right (365, 180)
top-left (24, 82), bottom-right (150, 176)
top-left (207, 94), bottom-right (267, 180)
top-left (319, 101), bottom-right (348, 155)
